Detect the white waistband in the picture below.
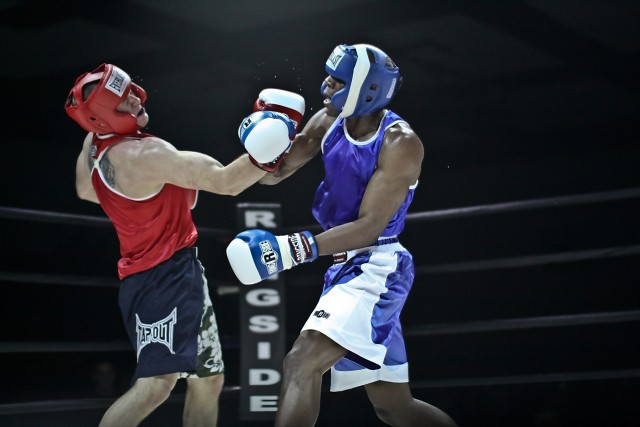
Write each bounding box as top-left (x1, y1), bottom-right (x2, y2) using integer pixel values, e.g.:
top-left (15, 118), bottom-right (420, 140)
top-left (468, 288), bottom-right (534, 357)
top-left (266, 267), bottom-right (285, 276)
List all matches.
top-left (333, 239), bottom-right (404, 264)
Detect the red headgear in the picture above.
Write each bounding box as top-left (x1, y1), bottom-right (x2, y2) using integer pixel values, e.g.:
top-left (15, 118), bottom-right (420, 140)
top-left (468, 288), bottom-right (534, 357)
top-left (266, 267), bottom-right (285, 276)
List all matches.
top-left (65, 63), bottom-right (147, 134)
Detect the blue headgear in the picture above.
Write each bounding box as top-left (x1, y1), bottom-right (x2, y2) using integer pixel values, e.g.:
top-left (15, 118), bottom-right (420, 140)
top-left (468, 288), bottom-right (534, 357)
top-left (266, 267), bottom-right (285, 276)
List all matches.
top-left (321, 44), bottom-right (402, 118)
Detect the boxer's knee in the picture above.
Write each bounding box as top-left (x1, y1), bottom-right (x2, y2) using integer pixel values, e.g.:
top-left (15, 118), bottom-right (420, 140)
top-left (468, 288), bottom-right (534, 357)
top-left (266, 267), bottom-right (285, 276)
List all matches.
top-left (283, 331), bottom-right (347, 378)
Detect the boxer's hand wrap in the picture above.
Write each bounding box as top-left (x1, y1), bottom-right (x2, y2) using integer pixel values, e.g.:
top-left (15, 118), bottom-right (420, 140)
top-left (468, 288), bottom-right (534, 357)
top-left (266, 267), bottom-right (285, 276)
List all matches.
top-left (226, 229), bottom-right (318, 285)
top-left (238, 111), bottom-right (295, 172)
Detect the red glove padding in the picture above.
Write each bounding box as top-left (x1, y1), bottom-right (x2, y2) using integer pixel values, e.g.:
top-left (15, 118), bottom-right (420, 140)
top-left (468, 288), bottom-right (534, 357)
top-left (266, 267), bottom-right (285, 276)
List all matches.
top-left (246, 89), bottom-right (305, 172)
top-left (253, 89), bottom-right (305, 134)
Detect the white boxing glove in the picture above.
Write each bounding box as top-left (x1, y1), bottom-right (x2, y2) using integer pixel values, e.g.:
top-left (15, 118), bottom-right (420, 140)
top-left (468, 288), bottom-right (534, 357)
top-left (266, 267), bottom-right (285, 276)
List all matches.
top-left (253, 88), bottom-right (305, 133)
top-left (238, 111), bottom-right (295, 167)
top-left (226, 229), bottom-right (318, 285)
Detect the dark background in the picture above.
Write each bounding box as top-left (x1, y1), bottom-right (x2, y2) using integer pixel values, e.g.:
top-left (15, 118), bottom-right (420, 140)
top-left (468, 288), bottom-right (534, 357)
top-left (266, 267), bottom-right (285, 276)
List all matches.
top-left (1, 0), bottom-right (639, 426)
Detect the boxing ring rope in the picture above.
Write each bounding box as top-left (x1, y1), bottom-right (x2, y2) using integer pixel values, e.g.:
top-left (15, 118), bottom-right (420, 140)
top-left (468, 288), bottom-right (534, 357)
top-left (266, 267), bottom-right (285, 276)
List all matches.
top-left (3, 242), bottom-right (639, 292)
top-left (0, 387), bottom-right (242, 416)
top-left (404, 186), bottom-right (640, 222)
top-left (0, 206), bottom-right (230, 237)
top-left (1, 187), bottom-right (639, 413)
top-left (404, 310), bottom-right (640, 337)
top-left (0, 341), bottom-right (131, 353)
top-left (0, 271), bottom-right (118, 288)
top-left (282, 186), bottom-right (640, 233)
top-left (1, 308), bottom-right (638, 354)
top-left (3, 186), bottom-right (638, 234)
top-left (3, 368), bottom-right (640, 416)
top-left (412, 368), bottom-right (640, 389)
top-left (414, 244), bottom-right (640, 275)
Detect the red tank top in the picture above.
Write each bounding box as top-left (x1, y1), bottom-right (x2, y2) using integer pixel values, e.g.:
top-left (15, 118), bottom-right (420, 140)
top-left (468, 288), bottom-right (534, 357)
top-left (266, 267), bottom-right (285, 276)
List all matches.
top-left (90, 132), bottom-right (198, 279)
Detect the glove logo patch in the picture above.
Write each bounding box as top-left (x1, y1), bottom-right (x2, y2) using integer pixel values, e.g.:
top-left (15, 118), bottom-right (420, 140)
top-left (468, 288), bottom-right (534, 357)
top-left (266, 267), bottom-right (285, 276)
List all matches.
top-left (259, 239), bottom-right (279, 275)
top-left (238, 117), bottom-right (252, 139)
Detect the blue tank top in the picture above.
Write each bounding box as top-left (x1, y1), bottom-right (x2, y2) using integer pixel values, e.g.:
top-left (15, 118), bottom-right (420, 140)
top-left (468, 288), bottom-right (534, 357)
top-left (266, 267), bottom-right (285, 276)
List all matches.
top-left (312, 110), bottom-right (417, 237)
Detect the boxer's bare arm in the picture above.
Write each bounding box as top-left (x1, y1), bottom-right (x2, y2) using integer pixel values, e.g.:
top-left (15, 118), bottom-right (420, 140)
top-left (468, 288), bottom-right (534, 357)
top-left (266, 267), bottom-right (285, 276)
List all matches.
top-left (103, 137), bottom-right (267, 199)
top-left (260, 108), bottom-right (335, 184)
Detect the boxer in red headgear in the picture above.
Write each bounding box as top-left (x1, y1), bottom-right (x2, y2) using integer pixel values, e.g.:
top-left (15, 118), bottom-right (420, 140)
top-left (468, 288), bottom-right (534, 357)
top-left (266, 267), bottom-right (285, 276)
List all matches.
top-left (65, 63), bottom-right (305, 427)
top-left (66, 63), bottom-right (148, 134)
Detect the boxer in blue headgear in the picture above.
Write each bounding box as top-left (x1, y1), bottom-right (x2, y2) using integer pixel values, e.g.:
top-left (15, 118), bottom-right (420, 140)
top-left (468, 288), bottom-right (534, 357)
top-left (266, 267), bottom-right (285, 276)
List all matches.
top-left (227, 43), bottom-right (459, 427)
top-left (320, 43), bottom-right (402, 118)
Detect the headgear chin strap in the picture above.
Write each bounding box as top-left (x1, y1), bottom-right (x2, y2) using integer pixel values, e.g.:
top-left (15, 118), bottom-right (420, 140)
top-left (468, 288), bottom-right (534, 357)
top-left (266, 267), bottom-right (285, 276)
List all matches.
top-left (65, 63), bottom-right (147, 134)
top-left (321, 44), bottom-right (402, 118)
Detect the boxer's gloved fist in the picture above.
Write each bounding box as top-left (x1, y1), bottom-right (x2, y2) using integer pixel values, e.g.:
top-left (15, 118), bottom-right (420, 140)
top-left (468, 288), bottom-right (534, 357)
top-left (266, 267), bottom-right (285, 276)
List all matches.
top-left (249, 89), bottom-right (305, 172)
top-left (238, 111), bottom-right (295, 172)
top-left (226, 229), bottom-right (318, 285)
top-left (253, 88), bottom-right (305, 134)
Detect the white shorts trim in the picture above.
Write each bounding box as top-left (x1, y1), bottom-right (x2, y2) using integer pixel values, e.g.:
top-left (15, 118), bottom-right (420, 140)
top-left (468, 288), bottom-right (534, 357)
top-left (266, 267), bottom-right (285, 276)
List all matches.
top-left (330, 362), bottom-right (409, 392)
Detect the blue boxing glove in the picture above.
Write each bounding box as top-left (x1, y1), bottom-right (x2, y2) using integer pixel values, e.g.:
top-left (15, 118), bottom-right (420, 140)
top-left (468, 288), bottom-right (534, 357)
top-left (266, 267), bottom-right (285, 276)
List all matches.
top-left (226, 229), bottom-right (318, 285)
top-left (238, 111), bottom-right (295, 172)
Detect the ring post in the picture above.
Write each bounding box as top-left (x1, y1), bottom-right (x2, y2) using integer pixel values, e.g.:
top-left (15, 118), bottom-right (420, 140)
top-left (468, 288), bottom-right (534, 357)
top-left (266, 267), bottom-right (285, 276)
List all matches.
top-left (236, 203), bottom-right (286, 421)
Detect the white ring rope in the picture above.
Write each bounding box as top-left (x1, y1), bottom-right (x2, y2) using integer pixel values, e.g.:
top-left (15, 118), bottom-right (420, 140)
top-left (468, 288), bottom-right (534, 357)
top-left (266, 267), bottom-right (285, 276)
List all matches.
top-left (3, 187), bottom-right (639, 233)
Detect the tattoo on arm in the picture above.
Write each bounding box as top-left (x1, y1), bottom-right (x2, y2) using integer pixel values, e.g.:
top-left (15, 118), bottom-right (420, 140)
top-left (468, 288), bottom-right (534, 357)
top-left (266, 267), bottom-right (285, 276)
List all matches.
top-left (87, 155), bottom-right (95, 174)
top-left (100, 156), bottom-right (116, 188)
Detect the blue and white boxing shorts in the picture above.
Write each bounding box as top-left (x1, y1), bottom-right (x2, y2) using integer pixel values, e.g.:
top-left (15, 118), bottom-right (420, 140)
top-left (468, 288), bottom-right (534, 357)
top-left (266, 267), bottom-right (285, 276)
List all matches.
top-left (301, 238), bottom-right (413, 391)
top-left (118, 247), bottom-right (224, 382)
